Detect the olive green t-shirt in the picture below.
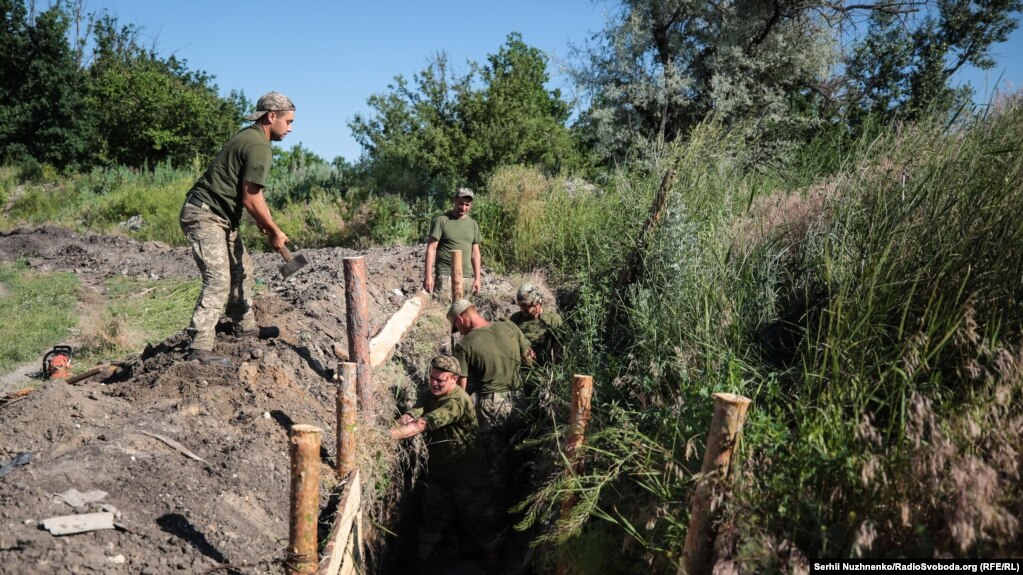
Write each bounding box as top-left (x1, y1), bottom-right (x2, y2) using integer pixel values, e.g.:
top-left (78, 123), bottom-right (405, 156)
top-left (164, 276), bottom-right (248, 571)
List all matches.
top-left (407, 386), bottom-right (486, 484)
top-left (510, 309), bottom-right (563, 349)
top-left (429, 212), bottom-right (481, 278)
top-left (188, 124), bottom-right (272, 227)
top-left (454, 319), bottom-right (530, 395)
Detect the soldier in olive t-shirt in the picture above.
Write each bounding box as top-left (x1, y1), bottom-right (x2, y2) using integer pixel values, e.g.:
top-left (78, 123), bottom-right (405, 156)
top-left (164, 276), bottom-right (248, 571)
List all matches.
top-left (179, 91), bottom-right (294, 365)
top-left (449, 300), bottom-right (532, 514)
top-left (424, 188), bottom-right (482, 297)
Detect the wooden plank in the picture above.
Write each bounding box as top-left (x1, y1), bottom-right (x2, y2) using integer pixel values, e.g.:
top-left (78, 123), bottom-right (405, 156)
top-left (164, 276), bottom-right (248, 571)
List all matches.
top-left (41, 512), bottom-right (115, 535)
top-left (316, 470), bottom-right (362, 575)
top-left (368, 293), bottom-right (428, 368)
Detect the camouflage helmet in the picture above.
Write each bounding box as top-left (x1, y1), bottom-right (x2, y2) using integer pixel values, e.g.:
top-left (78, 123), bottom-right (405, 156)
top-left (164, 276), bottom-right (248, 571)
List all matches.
top-left (430, 354), bottom-right (465, 377)
top-left (516, 283), bottom-right (543, 306)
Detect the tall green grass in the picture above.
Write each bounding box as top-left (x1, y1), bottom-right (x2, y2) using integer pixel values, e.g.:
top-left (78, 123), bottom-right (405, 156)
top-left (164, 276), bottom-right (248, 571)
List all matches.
top-left (509, 101), bottom-right (1023, 571)
top-left (0, 262), bottom-right (80, 373)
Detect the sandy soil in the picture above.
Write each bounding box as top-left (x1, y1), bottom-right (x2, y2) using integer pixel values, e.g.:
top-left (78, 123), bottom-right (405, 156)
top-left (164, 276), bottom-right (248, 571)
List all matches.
top-left (0, 226), bottom-right (526, 575)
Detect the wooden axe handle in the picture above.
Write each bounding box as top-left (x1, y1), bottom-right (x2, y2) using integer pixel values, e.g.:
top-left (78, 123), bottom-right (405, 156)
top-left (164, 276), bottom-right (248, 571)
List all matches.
top-left (66, 363), bottom-right (111, 385)
top-left (278, 245), bottom-right (293, 262)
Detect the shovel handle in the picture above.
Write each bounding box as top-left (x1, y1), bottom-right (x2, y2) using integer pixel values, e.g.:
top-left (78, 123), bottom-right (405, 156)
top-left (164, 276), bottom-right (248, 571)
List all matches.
top-left (278, 245), bottom-right (293, 262)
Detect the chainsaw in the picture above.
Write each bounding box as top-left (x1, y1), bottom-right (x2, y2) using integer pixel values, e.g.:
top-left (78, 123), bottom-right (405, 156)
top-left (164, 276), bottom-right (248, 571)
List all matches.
top-left (42, 345), bottom-right (73, 380)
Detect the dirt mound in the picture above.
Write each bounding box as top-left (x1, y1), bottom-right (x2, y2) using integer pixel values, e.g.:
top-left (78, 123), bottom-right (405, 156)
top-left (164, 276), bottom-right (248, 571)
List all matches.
top-left (0, 226), bottom-right (458, 574)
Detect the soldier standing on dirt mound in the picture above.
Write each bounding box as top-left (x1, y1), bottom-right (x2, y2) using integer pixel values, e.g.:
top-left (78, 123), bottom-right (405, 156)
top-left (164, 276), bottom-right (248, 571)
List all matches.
top-left (447, 299), bottom-right (533, 519)
top-left (423, 187), bottom-right (482, 300)
top-left (179, 91), bottom-right (295, 366)
top-left (390, 354), bottom-right (500, 573)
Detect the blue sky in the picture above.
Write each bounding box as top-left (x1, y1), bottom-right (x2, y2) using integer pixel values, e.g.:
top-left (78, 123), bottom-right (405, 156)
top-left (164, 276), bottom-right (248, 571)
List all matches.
top-left (79, 1), bottom-right (1021, 163)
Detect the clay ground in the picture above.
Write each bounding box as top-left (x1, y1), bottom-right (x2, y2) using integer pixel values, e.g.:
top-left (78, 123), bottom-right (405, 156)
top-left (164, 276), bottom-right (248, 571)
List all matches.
top-left (0, 226), bottom-right (527, 574)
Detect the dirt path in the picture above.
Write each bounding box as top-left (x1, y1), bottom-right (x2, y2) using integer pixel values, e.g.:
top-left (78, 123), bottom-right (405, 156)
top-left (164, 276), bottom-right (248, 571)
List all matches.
top-left (0, 226), bottom-right (526, 574)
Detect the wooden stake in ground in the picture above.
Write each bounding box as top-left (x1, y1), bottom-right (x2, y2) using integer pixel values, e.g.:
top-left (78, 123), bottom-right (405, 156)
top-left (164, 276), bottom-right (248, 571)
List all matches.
top-left (450, 249), bottom-right (464, 301)
top-left (680, 393), bottom-right (751, 575)
top-left (336, 362), bottom-right (357, 477)
top-left (287, 424), bottom-right (322, 575)
top-left (557, 374), bottom-right (594, 575)
top-left (343, 257), bottom-right (373, 413)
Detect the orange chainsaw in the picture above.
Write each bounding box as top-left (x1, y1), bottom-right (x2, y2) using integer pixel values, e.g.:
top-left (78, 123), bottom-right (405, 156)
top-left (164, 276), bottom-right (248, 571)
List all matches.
top-left (43, 345), bottom-right (73, 380)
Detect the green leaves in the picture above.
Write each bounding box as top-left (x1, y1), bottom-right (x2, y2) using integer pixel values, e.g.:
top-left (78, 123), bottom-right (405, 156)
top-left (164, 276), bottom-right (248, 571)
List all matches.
top-left (349, 33), bottom-right (584, 195)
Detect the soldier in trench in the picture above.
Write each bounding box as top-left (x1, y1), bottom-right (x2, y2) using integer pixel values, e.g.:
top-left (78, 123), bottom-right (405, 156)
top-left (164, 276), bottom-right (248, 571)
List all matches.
top-left (390, 354), bottom-right (500, 572)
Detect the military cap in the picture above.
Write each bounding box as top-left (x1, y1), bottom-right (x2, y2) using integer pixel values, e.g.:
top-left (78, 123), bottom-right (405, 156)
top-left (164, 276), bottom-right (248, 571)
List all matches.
top-left (244, 91), bottom-right (296, 121)
top-left (430, 354), bottom-right (466, 377)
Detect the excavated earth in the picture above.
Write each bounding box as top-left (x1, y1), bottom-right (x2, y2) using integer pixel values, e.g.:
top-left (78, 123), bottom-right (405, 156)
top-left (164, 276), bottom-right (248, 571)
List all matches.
top-left (0, 226), bottom-right (524, 574)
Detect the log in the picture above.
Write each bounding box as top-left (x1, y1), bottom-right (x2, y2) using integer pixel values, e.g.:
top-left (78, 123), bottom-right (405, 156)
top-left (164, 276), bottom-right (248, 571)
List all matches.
top-left (368, 293), bottom-right (428, 368)
top-left (287, 424), bottom-right (322, 575)
top-left (343, 257), bottom-right (373, 412)
top-left (557, 374), bottom-right (594, 575)
top-left (450, 249), bottom-right (464, 301)
top-left (337, 363), bottom-right (357, 477)
top-left (680, 392), bottom-right (752, 575)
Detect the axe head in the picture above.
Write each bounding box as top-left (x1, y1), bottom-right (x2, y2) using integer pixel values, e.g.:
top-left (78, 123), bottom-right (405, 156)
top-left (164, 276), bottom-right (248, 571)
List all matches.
top-left (279, 252), bottom-right (309, 279)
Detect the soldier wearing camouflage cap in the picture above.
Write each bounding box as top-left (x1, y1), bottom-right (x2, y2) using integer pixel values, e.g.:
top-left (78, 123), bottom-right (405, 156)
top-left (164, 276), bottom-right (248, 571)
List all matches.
top-left (179, 91), bottom-right (296, 365)
top-left (390, 354), bottom-right (499, 569)
top-left (447, 299), bottom-right (533, 522)
top-left (510, 283), bottom-right (564, 364)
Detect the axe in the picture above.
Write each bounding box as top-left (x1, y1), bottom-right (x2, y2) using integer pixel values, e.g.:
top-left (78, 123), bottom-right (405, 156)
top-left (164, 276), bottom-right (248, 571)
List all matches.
top-left (277, 245), bottom-right (309, 279)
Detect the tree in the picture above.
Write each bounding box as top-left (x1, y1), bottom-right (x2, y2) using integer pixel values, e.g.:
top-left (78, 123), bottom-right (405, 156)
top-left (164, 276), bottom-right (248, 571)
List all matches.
top-left (0, 0), bottom-right (90, 168)
top-left (844, 0), bottom-right (1023, 123)
top-left (462, 33), bottom-right (583, 182)
top-left (85, 13), bottom-right (243, 168)
top-left (571, 0), bottom-right (1021, 163)
top-left (349, 34), bottom-right (583, 195)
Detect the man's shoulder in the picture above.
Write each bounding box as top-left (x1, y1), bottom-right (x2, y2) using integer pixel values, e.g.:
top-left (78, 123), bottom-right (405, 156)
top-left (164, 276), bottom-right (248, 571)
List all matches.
top-left (542, 310), bottom-right (564, 325)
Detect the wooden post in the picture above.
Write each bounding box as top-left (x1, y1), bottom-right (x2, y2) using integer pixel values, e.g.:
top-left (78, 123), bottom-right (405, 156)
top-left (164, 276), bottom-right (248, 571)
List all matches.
top-left (679, 393), bottom-right (752, 575)
top-left (337, 362), bottom-right (357, 477)
top-left (557, 374), bottom-right (594, 575)
top-left (343, 257), bottom-right (373, 413)
top-left (287, 424), bottom-right (323, 575)
top-left (450, 249), bottom-right (464, 301)
top-left (565, 374), bottom-right (593, 469)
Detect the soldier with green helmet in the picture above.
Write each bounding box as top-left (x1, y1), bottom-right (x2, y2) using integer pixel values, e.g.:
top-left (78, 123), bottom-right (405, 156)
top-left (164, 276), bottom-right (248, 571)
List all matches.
top-left (509, 283), bottom-right (564, 364)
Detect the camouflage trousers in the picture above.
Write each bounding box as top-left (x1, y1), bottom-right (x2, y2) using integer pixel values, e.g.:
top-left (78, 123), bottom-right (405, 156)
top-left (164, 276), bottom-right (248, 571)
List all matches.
top-left (418, 478), bottom-right (500, 553)
top-left (179, 200), bottom-right (256, 351)
top-left (431, 273), bottom-right (473, 304)
top-left (476, 390), bottom-right (525, 507)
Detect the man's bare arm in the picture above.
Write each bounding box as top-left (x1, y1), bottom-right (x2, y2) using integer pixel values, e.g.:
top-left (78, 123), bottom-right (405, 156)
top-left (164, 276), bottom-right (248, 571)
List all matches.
top-left (241, 181), bottom-right (288, 251)
top-left (424, 238), bottom-right (439, 292)
top-left (390, 418), bottom-right (428, 440)
top-left (471, 243), bottom-right (482, 294)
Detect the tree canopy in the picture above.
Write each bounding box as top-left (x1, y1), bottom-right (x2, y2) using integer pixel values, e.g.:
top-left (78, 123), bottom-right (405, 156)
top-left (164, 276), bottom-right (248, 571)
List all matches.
top-left (349, 33), bottom-right (584, 196)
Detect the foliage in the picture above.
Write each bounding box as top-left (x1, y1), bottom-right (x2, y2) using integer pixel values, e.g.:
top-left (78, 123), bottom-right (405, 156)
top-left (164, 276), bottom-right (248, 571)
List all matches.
top-left (350, 33), bottom-right (585, 194)
top-left (570, 0), bottom-right (1021, 165)
top-left (0, 1), bottom-right (245, 171)
top-left (0, 0), bottom-right (91, 168)
top-left (85, 13), bottom-right (245, 168)
top-left (844, 0), bottom-right (1023, 124)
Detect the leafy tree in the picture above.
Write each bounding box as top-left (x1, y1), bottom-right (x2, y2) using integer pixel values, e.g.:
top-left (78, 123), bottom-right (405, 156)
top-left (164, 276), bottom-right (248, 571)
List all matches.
top-left (462, 33), bottom-right (583, 181)
top-left (350, 34), bottom-right (582, 195)
top-left (572, 0), bottom-right (1021, 163)
top-left (85, 13), bottom-right (244, 168)
top-left (0, 1), bottom-right (90, 168)
top-left (844, 0), bottom-right (1023, 123)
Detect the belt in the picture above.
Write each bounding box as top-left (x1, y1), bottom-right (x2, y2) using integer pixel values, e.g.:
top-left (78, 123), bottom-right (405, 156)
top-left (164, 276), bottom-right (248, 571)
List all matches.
top-left (478, 389), bottom-right (522, 400)
top-left (185, 195), bottom-right (210, 211)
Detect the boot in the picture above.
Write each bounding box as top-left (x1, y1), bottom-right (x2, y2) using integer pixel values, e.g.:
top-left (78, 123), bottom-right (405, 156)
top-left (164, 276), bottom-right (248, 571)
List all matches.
top-left (185, 349), bottom-right (231, 366)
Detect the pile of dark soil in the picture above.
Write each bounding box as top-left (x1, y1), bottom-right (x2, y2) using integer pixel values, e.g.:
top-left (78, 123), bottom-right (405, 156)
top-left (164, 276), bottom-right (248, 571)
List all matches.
top-left (0, 226), bottom-right (448, 574)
